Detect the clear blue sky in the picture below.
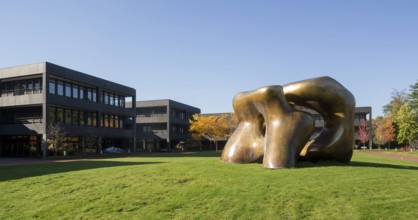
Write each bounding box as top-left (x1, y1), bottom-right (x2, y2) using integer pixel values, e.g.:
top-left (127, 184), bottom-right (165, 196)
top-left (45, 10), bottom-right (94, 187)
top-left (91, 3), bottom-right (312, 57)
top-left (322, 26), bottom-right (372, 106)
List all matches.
top-left (1, 0), bottom-right (417, 117)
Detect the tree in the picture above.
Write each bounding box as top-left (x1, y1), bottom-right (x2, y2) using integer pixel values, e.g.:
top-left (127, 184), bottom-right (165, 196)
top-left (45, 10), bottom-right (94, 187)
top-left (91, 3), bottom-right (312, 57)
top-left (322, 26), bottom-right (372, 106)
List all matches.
top-left (189, 113), bottom-right (238, 151)
top-left (47, 123), bottom-right (66, 156)
top-left (394, 103), bottom-right (418, 146)
top-left (357, 119), bottom-right (370, 148)
top-left (383, 90), bottom-right (409, 121)
top-left (372, 116), bottom-right (396, 149)
top-left (409, 79), bottom-right (418, 114)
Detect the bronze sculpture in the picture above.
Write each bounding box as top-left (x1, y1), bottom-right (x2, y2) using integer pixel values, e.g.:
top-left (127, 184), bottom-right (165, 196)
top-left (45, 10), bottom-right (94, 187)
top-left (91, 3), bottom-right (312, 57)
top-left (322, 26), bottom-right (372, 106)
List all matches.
top-left (221, 76), bottom-right (355, 168)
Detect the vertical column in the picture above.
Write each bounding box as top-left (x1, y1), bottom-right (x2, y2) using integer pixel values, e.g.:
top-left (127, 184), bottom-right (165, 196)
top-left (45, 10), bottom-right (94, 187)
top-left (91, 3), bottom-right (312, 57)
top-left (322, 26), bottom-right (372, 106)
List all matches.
top-left (42, 133), bottom-right (47, 159)
top-left (42, 71), bottom-right (49, 159)
top-left (166, 104), bottom-right (171, 151)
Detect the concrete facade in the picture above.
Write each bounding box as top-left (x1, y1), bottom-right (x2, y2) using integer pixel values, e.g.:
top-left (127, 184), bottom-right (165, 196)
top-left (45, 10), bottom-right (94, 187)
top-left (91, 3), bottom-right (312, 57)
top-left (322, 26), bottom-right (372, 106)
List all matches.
top-left (0, 62), bottom-right (136, 158)
top-left (126, 99), bottom-right (200, 151)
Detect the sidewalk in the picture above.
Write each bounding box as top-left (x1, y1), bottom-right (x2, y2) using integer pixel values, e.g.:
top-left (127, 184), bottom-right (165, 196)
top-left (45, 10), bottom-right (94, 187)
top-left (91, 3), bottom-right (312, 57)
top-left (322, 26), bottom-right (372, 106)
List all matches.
top-left (359, 151), bottom-right (418, 163)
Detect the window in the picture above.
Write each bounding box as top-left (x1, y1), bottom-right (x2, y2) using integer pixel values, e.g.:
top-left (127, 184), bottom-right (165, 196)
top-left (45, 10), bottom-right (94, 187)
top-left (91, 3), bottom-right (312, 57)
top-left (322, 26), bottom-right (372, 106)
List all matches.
top-left (115, 95), bottom-right (119, 107)
top-left (87, 88), bottom-right (93, 101)
top-left (79, 86), bottom-right (84, 99)
top-left (65, 109), bottom-right (71, 125)
top-left (110, 115), bottom-right (114, 128)
top-left (91, 112), bottom-right (97, 127)
top-left (119, 117), bottom-right (124, 129)
top-left (79, 111), bottom-right (85, 126)
top-left (92, 89), bottom-right (97, 102)
top-left (72, 85), bottom-right (78, 99)
top-left (72, 110), bottom-right (78, 125)
top-left (104, 92), bottom-right (109, 104)
top-left (120, 97), bottom-right (125, 107)
top-left (57, 108), bottom-right (64, 123)
top-left (65, 83), bottom-right (72, 97)
top-left (104, 114), bottom-right (109, 128)
top-left (110, 93), bottom-right (114, 105)
top-left (26, 80), bottom-right (33, 93)
top-left (57, 81), bottom-right (64, 96)
top-left (114, 116), bottom-right (119, 128)
top-left (34, 79), bottom-right (41, 93)
top-left (49, 107), bottom-right (56, 122)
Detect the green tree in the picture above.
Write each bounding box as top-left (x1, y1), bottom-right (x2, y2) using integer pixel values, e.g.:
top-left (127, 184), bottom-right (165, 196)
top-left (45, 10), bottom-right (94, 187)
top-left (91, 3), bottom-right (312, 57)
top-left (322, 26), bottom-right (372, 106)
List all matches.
top-left (394, 103), bottom-right (418, 146)
top-left (409, 79), bottom-right (418, 114)
top-left (383, 90), bottom-right (408, 122)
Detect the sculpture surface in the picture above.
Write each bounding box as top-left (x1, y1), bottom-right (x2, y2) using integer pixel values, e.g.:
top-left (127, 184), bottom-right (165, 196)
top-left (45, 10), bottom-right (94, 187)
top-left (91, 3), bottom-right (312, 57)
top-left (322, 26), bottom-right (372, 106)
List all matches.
top-left (221, 76), bottom-right (356, 168)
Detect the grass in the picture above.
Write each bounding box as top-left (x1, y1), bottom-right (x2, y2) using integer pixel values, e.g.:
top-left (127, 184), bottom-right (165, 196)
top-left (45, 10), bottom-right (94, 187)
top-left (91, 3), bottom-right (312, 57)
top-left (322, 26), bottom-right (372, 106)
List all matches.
top-left (1, 152), bottom-right (418, 219)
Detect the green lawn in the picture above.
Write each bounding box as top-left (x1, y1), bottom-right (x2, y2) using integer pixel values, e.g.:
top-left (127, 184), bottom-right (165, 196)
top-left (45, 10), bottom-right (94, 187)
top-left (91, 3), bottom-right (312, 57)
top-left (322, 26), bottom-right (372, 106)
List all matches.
top-left (1, 152), bottom-right (418, 219)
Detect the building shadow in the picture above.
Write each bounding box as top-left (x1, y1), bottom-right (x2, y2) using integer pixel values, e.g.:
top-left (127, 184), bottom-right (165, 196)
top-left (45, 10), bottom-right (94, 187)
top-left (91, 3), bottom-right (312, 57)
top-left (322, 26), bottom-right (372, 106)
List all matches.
top-left (295, 160), bottom-right (418, 170)
top-left (0, 161), bottom-right (163, 182)
top-left (133, 151), bottom-right (222, 158)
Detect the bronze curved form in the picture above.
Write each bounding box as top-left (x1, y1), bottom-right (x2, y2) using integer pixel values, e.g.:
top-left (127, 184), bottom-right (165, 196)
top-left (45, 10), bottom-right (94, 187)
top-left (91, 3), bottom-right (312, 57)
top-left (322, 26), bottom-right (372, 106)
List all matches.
top-left (221, 76), bottom-right (355, 168)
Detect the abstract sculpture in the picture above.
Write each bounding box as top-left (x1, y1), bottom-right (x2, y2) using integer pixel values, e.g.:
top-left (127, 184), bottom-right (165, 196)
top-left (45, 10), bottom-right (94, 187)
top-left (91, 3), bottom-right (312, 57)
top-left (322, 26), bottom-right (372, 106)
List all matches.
top-left (221, 76), bottom-right (356, 169)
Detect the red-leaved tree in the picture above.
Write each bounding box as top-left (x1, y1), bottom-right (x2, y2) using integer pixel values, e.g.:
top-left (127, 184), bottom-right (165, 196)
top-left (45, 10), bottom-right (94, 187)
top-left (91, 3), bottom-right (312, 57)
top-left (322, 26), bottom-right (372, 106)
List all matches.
top-left (358, 119), bottom-right (370, 148)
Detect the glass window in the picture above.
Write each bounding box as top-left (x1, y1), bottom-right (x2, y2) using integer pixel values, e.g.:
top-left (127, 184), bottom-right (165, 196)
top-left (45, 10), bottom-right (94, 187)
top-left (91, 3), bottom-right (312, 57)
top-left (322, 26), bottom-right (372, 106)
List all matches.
top-left (49, 106), bottom-right (56, 122)
top-left (57, 108), bottom-right (64, 123)
top-left (92, 112), bottom-right (97, 127)
top-left (79, 86), bottom-right (84, 99)
top-left (104, 92), bottom-right (109, 104)
top-left (79, 111), bottom-right (85, 126)
top-left (92, 90), bottom-right (97, 102)
top-left (26, 80), bottom-right (33, 93)
top-left (72, 85), bottom-right (78, 99)
top-left (34, 79), bottom-right (41, 93)
top-left (87, 88), bottom-right (93, 101)
top-left (119, 117), bottom-right (124, 128)
top-left (49, 79), bottom-right (55, 94)
top-left (110, 115), bottom-right (114, 128)
top-left (104, 114), bottom-right (109, 128)
top-left (65, 82), bottom-right (72, 98)
top-left (72, 110), bottom-right (78, 125)
top-left (115, 116), bottom-right (119, 128)
top-left (120, 97), bottom-right (125, 107)
top-left (110, 94), bottom-right (114, 105)
top-left (57, 81), bottom-right (64, 96)
top-left (115, 95), bottom-right (119, 107)
top-left (65, 109), bottom-right (71, 125)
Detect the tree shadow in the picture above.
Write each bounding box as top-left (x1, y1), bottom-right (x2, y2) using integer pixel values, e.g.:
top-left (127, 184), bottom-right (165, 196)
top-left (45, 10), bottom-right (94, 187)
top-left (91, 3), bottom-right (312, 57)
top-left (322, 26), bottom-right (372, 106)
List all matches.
top-left (0, 161), bottom-right (163, 182)
top-left (295, 160), bottom-right (418, 170)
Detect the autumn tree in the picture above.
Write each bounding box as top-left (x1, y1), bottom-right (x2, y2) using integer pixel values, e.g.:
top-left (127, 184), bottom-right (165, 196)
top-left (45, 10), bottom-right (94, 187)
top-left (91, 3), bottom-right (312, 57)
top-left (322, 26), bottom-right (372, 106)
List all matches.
top-left (47, 122), bottom-right (66, 156)
top-left (357, 119), bottom-right (370, 149)
top-left (372, 116), bottom-right (396, 149)
top-left (189, 113), bottom-right (238, 151)
top-left (394, 103), bottom-right (418, 146)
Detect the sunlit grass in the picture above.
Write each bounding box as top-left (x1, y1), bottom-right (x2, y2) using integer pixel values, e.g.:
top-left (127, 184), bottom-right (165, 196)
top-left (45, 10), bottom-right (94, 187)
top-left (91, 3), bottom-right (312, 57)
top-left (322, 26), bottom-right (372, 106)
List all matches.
top-left (1, 152), bottom-right (418, 219)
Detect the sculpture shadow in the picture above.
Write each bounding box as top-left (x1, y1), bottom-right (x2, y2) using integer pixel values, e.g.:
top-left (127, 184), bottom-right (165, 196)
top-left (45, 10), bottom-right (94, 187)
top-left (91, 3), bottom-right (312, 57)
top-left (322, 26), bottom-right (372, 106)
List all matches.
top-left (0, 161), bottom-right (163, 182)
top-left (295, 160), bottom-right (418, 171)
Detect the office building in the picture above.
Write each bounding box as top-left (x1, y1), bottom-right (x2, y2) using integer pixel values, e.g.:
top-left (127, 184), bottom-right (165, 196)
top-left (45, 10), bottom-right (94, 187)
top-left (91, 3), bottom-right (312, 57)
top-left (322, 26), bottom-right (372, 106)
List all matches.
top-left (0, 62), bottom-right (136, 158)
top-left (127, 99), bottom-right (200, 151)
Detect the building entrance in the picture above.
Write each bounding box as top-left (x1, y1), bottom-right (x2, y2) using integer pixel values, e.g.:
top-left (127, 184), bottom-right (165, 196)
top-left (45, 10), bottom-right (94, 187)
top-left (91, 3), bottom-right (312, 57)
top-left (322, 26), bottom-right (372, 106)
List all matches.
top-left (0, 135), bottom-right (42, 157)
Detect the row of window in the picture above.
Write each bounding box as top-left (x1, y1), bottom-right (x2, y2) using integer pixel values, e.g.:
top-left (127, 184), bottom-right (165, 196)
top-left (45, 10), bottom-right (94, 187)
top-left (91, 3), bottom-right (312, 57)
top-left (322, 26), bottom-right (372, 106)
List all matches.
top-left (49, 79), bottom-right (97, 102)
top-left (0, 107), bottom-right (42, 124)
top-left (1, 78), bottom-right (42, 97)
top-left (49, 106), bottom-right (128, 129)
top-left (49, 106), bottom-right (97, 127)
top-left (171, 124), bottom-right (188, 134)
top-left (138, 123), bottom-right (188, 134)
top-left (101, 91), bottom-right (126, 108)
top-left (137, 107), bottom-right (167, 118)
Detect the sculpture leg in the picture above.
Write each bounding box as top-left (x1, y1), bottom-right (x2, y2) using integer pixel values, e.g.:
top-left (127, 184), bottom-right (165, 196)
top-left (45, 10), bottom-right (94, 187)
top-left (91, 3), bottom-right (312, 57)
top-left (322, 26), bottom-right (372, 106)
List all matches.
top-left (283, 76), bottom-right (356, 163)
top-left (221, 86), bottom-right (314, 168)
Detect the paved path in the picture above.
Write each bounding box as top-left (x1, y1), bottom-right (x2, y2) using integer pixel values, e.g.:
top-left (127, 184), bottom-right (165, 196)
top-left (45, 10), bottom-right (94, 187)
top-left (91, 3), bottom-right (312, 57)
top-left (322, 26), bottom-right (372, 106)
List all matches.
top-left (359, 151), bottom-right (418, 163)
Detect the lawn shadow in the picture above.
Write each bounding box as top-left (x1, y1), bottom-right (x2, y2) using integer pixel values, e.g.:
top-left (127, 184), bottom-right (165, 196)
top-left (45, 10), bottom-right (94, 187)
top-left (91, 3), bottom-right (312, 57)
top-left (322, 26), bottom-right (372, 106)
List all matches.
top-left (134, 151), bottom-right (222, 158)
top-left (0, 161), bottom-right (163, 182)
top-left (295, 160), bottom-right (418, 170)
